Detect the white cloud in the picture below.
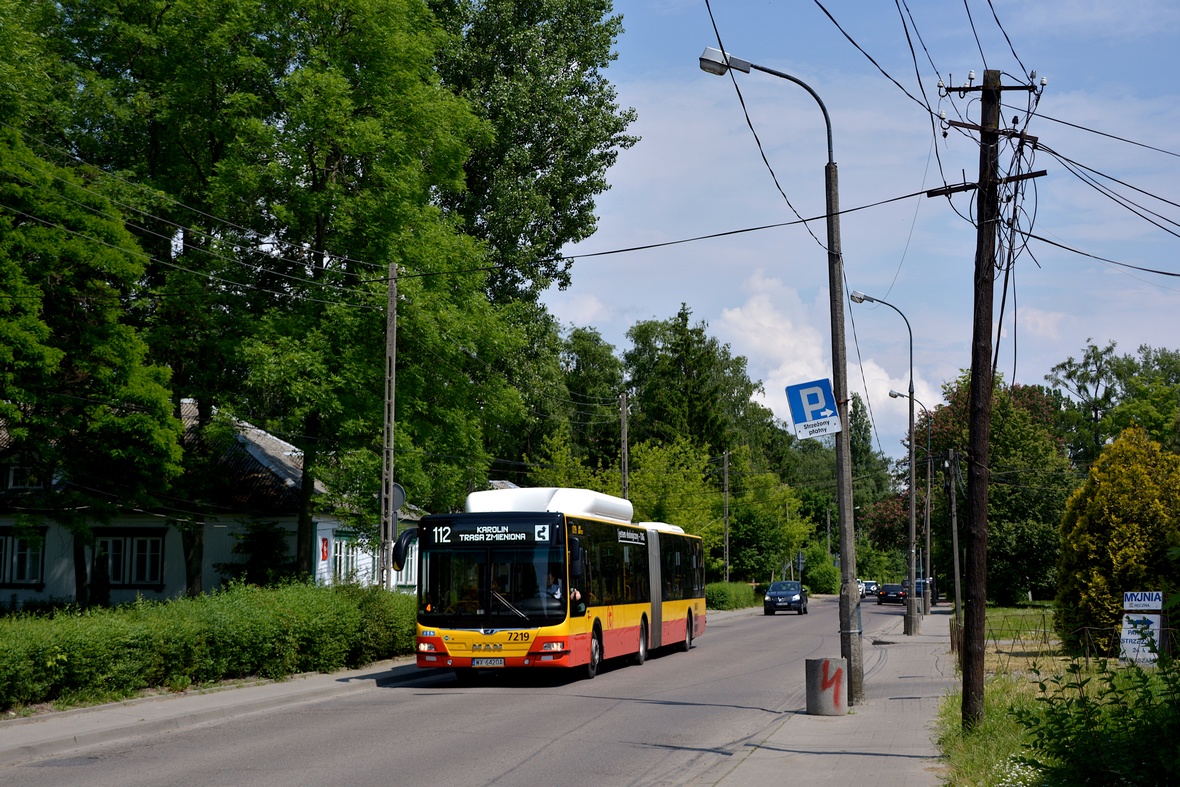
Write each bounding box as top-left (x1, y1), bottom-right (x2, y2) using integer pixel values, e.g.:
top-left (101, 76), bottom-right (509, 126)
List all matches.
top-left (549, 292), bottom-right (612, 330)
top-left (1017, 308), bottom-right (1065, 341)
top-left (997, 0), bottom-right (1180, 39)
top-left (714, 271), bottom-right (829, 418)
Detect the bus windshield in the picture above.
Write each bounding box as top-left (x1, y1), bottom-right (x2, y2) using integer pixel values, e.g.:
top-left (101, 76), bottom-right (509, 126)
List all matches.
top-left (417, 513), bottom-right (569, 629)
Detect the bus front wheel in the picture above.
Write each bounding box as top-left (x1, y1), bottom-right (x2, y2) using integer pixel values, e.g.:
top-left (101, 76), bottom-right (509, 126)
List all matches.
top-left (681, 613), bottom-right (694, 652)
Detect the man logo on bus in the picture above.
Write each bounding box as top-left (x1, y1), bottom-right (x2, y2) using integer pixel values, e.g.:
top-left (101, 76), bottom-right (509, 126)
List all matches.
top-left (535, 525), bottom-right (550, 542)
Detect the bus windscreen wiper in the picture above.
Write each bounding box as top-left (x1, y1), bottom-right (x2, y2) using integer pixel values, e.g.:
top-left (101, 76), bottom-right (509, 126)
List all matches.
top-left (491, 589), bottom-right (529, 620)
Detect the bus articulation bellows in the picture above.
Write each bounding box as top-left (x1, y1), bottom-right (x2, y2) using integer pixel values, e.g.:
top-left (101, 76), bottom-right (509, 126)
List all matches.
top-left (392, 487), bottom-right (706, 679)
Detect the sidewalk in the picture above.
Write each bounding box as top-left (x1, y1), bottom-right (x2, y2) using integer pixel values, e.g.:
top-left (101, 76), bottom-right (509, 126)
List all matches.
top-left (1, 606), bottom-right (958, 782)
top-left (700, 604), bottom-right (958, 786)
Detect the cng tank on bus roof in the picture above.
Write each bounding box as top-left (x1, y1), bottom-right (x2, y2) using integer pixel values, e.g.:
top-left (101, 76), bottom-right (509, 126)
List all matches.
top-left (464, 487), bottom-right (633, 523)
top-left (634, 521), bottom-right (685, 534)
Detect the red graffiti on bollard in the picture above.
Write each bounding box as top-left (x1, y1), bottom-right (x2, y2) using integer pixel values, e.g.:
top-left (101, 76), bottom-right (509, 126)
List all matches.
top-left (821, 659), bottom-right (843, 707)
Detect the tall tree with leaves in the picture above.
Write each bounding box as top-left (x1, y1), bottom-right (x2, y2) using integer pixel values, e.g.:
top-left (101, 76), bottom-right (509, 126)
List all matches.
top-left (560, 325), bottom-right (624, 469)
top-left (849, 393), bottom-right (892, 510)
top-left (725, 455), bottom-right (811, 583)
top-left (624, 304), bottom-right (763, 457)
top-left (1, 137), bottom-right (183, 605)
top-left (942, 376), bottom-right (1076, 602)
top-left (427, 0), bottom-right (638, 302)
top-left (47, 0), bottom-right (535, 565)
top-left (1109, 344), bottom-right (1180, 453)
top-left (1045, 339), bottom-right (1120, 466)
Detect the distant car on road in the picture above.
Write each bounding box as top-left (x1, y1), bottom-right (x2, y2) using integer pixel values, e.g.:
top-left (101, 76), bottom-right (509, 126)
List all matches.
top-left (764, 581), bottom-right (809, 615)
top-left (862, 580), bottom-right (879, 597)
top-left (877, 583), bottom-right (907, 605)
top-left (856, 579), bottom-right (865, 597)
top-left (902, 578), bottom-right (931, 601)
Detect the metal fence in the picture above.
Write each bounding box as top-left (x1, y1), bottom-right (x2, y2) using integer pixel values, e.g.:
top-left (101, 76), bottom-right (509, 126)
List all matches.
top-left (948, 611), bottom-right (1175, 673)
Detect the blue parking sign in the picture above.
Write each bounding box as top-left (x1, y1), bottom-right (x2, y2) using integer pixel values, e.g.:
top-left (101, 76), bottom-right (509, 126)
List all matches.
top-left (785, 378), bottom-right (842, 440)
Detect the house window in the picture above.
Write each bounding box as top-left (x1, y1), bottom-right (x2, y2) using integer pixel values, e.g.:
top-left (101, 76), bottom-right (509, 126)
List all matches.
top-left (334, 538), bottom-right (361, 582)
top-left (132, 537), bottom-right (162, 584)
top-left (0, 527), bottom-right (46, 588)
top-left (7, 464), bottom-right (43, 490)
top-left (95, 530), bottom-right (165, 589)
top-left (96, 538), bottom-right (126, 584)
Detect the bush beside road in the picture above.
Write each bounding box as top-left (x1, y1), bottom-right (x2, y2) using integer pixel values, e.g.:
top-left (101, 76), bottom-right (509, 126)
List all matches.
top-left (1, 583), bottom-right (416, 712)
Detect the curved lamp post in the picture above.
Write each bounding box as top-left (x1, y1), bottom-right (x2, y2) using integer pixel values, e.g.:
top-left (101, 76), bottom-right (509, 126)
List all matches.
top-left (850, 290), bottom-right (920, 635)
top-left (892, 390), bottom-right (933, 615)
top-left (701, 47), bottom-right (861, 700)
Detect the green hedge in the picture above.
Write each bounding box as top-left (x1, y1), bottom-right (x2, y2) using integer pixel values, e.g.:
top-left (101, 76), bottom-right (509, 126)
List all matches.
top-left (705, 581), bottom-right (759, 610)
top-left (0, 582), bottom-right (417, 711)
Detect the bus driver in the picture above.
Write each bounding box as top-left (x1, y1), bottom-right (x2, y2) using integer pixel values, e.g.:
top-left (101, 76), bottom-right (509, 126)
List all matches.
top-left (547, 571), bottom-right (581, 604)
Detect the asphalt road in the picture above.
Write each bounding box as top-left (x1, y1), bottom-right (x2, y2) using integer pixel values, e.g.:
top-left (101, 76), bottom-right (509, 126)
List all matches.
top-left (6, 596), bottom-right (904, 786)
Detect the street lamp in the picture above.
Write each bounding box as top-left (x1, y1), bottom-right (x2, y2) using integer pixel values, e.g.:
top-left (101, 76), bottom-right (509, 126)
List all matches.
top-left (701, 47), bottom-right (861, 701)
top-left (850, 290), bottom-right (920, 635)
top-left (892, 389), bottom-right (933, 615)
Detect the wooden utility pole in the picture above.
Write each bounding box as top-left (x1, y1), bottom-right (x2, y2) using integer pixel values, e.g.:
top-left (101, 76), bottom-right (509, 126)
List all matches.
top-left (620, 391), bottom-right (629, 499)
top-left (963, 68), bottom-right (1001, 729)
top-left (379, 261), bottom-right (398, 589)
top-left (723, 450), bottom-right (730, 583)
top-left (929, 71), bottom-right (1045, 726)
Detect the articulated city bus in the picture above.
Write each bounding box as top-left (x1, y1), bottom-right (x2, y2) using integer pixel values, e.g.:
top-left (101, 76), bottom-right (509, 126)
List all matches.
top-left (392, 487), bottom-right (706, 679)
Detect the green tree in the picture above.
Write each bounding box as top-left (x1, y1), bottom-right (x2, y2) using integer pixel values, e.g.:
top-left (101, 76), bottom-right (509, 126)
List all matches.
top-left (560, 325), bottom-right (624, 469)
top-left (624, 304), bottom-right (761, 457)
top-left (525, 426), bottom-right (604, 491)
top-left (1055, 427), bottom-right (1180, 655)
top-left (626, 438), bottom-right (715, 537)
top-left (1045, 339), bottom-right (1120, 466)
top-left (0, 127), bottom-right (183, 605)
top-left (802, 542), bottom-right (840, 593)
top-left (849, 393), bottom-right (892, 510)
top-left (1109, 344), bottom-right (1180, 453)
top-left (875, 374), bottom-right (1077, 604)
top-left (46, 0), bottom-right (550, 557)
top-left (428, 0), bottom-right (639, 302)
top-left (214, 520), bottom-right (297, 586)
top-left (726, 464), bottom-right (811, 583)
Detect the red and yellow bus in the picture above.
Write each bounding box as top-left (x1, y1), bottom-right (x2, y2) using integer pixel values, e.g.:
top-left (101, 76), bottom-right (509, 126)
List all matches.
top-left (393, 487), bottom-right (706, 679)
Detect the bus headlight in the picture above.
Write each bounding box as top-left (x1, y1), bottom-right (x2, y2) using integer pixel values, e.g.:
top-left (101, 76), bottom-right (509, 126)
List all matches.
top-left (418, 642), bottom-right (437, 652)
top-left (541, 641), bottom-right (565, 651)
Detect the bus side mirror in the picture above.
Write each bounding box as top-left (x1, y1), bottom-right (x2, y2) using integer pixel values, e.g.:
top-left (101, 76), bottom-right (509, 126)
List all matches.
top-left (391, 526), bottom-right (418, 572)
top-left (569, 537), bottom-right (584, 578)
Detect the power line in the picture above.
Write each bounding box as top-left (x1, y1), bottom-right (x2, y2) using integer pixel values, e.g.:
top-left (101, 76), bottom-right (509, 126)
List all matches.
top-left (704, 0), bottom-right (825, 251)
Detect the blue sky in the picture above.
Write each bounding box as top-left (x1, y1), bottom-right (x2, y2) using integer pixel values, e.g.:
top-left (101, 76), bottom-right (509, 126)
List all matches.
top-left (543, 0), bottom-right (1180, 460)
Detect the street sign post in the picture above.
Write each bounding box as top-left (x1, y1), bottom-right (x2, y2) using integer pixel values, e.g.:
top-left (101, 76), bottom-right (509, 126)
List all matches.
top-left (1121, 591), bottom-right (1164, 663)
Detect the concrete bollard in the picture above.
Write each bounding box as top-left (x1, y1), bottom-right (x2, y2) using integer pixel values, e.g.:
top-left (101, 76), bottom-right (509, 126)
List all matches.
top-left (805, 657), bottom-right (847, 716)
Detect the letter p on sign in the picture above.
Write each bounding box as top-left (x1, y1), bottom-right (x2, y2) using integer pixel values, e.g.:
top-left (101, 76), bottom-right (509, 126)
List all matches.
top-left (799, 386), bottom-right (826, 421)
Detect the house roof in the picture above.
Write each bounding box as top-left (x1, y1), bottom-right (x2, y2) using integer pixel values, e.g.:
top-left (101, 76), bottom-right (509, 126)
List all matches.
top-left (180, 399), bottom-right (322, 514)
top-left (2, 402), bottom-right (418, 521)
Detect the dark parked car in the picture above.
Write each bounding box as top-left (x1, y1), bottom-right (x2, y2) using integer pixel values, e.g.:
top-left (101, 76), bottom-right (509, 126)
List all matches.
top-left (764, 581), bottom-right (809, 615)
top-left (877, 583), bottom-right (907, 605)
top-left (862, 580), bottom-right (879, 598)
top-left (902, 578), bottom-right (934, 602)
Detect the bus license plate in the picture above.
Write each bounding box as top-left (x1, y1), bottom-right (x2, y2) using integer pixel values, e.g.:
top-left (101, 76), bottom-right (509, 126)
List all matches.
top-left (472, 658), bottom-right (504, 668)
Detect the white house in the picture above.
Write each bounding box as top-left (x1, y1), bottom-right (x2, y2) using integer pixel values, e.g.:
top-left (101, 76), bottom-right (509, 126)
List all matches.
top-left (0, 400), bottom-right (416, 609)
